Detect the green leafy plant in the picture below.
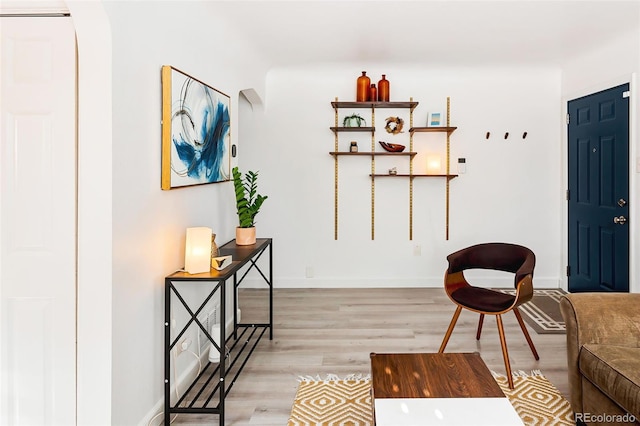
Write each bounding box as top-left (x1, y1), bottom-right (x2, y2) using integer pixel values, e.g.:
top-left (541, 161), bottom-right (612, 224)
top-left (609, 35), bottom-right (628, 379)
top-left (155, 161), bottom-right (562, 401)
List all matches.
top-left (343, 113), bottom-right (366, 127)
top-left (232, 166), bottom-right (268, 228)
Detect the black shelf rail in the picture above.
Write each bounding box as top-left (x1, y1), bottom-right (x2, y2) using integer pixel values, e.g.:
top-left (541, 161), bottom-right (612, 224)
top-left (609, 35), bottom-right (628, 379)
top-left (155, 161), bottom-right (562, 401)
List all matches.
top-left (172, 325), bottom-right (268, 412)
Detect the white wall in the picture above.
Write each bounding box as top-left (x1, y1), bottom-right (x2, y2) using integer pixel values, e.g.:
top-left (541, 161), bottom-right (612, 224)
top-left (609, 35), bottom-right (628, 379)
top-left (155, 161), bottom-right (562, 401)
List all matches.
top-left (560, 27), bottom-right (640, 293)
top-left (255, 65), bottom-right (563, 289)
top-left (101, 2), bottom-right (639, 423)
top-left (103, 2), bottom-right (270, 424)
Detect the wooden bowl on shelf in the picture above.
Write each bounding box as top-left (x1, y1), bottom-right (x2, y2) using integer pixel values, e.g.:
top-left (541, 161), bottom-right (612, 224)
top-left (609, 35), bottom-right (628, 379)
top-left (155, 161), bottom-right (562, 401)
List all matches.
top-left (379, 141), bottom-right (406, 152)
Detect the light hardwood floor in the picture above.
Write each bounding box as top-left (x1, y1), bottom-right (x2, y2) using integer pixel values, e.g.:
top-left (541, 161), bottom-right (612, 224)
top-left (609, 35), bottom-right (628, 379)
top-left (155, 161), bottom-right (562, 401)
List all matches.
top-left (171, 287), bottom-right (569, 425)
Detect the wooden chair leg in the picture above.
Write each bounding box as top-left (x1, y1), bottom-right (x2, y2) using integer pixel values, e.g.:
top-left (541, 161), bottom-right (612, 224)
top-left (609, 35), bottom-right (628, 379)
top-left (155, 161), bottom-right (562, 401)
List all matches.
top-left (476, 314), bottom-right (485, 340)
top-left (439, 306), bottom-right (463, 353)
top-left (496, 314), bottom-right (514, 389)
top-left (513, 307), bottom-right (540, 360)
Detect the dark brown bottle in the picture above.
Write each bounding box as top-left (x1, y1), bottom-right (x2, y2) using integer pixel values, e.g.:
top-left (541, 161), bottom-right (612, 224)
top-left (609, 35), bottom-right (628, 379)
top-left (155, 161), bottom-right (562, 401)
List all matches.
top-left (378, 74), bottom-right (389, 102)
top-left (356, 71), bottom-right (370, 102)
top-left (369, 84), bottom-right (377, 104)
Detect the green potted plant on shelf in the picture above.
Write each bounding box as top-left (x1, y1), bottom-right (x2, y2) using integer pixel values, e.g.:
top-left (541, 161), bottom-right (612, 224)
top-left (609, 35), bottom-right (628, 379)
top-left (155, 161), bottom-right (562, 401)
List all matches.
top-left (232, 166), bottom-right (268, 245)
top-left (343, 113), bottom-right (366, 128)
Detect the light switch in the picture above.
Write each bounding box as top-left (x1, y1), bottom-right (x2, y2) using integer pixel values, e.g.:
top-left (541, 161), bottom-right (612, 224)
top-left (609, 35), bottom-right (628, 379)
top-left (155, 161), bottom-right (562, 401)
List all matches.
top-left (458, 158), bottom-right (466, 174)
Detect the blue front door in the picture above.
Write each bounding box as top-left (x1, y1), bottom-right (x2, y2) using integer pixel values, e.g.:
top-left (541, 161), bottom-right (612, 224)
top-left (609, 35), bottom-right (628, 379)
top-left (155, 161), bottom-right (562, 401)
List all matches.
top-left (567, 84), bottom-right (630, 293)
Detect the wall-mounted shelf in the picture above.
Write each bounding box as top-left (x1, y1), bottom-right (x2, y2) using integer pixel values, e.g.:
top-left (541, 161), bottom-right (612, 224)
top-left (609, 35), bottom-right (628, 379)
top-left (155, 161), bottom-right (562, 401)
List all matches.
top-left (371, 174), bottom-right (459, 178)
top-left (330, 127), bottom-right (375, 133)
top-left (330, 151), bottom-right (417, 157)
top-left (410, 126), bottom-right (457, 135)
top-left (331, 101), bottom-right (419, 110)
top-left (330, 96), bottom-right (457, 240)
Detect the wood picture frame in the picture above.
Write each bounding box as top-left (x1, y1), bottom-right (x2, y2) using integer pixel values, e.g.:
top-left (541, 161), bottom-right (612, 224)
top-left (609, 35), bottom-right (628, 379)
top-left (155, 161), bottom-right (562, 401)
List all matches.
top-left (161, 65), bottom-right (231, 190)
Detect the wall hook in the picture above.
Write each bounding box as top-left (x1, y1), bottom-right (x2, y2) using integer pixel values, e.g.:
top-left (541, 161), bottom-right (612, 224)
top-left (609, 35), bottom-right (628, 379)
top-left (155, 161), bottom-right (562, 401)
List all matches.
top-left (522, 131), bottom-right (528, 139)
top-left (485, 131), bottom-right (490, 139)
top-left (504, 132), bottom-right (509, 139)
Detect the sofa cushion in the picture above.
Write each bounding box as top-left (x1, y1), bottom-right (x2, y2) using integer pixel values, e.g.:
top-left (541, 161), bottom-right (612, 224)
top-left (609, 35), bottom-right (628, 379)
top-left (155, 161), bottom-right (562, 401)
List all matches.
top-left (579, 344), bottom-right (640, 418)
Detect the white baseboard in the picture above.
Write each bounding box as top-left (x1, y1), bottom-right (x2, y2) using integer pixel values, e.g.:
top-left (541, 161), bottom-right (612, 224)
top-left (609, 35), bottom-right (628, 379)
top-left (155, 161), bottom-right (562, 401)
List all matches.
top-left (238, 276), bottom-right (561, 289)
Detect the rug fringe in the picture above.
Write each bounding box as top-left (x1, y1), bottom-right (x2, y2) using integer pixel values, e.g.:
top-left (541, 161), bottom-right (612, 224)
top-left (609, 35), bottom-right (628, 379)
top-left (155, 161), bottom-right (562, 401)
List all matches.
top-left (298, 373), bottom-right (371, 383)
top-left (492, 369), bottom-right (544, 379)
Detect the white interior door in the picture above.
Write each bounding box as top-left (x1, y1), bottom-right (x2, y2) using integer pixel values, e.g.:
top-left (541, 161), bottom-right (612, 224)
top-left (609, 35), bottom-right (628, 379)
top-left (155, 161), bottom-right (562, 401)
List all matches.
top-left (0, 16), bottom-right (77, 425)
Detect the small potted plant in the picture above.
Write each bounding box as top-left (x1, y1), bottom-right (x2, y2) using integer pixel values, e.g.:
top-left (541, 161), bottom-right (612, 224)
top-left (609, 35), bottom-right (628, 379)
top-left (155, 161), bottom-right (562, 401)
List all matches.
top-left (343, 113), bottom-right (366, 128)
top-left (232, 166), bottom-right (268, 245)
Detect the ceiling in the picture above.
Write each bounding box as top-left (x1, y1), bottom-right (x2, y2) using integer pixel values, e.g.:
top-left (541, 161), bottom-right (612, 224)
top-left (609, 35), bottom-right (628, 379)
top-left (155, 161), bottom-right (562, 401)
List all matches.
top-left (214, 0), bottom-right (640, 68)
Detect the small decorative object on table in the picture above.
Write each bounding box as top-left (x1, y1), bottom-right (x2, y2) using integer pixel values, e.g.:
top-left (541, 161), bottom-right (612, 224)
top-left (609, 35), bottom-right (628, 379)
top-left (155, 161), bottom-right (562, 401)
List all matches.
top-left (389, 167), bottom-right (398, 175)
top-left (343, 113), bottom-right (366, 127)
top-left (211, 255), bottom-right (232, 270)
top-left (384, 116), bottom-right (404, 134)
top-left (232, 166), bottom-right (268, 245)
top-left (211, 233), bottom-right (219, 258)
top-left (379, 141), bottom-right (405, 152)
top-left (350, 141), bottom-right (358, 152)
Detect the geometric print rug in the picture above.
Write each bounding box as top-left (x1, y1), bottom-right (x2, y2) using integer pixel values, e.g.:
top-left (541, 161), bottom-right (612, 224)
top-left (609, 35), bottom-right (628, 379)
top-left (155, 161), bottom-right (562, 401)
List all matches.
top-left (494, 288), bottom-right (567, 334)
top-left (287, 374), bottom-right (371, 426)
top-left (492, 370), bottom-right (574, 425)
top-left (287, 372), bottom-right (573, 425)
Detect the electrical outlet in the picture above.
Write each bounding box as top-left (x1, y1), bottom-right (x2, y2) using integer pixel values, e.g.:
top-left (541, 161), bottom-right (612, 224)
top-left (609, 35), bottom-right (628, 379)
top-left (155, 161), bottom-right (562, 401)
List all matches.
top-left (305, 266), bottom-right (314, 278)
top-left (176, 337), bottom-right (191, 355)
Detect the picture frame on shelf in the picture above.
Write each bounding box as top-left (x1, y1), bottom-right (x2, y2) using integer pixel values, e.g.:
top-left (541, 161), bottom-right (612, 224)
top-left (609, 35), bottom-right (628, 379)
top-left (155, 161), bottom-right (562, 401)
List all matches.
top-left (161, 65), bottom-right (231, 190)
top-left (427, 112), bottom-right (443, 127)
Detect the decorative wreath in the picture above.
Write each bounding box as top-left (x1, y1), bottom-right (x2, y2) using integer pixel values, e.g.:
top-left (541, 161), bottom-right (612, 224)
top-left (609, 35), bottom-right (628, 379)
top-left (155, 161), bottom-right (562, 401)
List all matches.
top-left (385, 116), bottom-right (404, 134)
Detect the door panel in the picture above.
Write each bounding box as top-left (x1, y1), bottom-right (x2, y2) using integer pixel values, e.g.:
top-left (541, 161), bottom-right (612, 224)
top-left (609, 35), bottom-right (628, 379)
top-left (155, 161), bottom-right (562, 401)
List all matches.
top-left (1, 17), bottom-right (77, 424)
top-left (568, 84), bottom-right (629, 292)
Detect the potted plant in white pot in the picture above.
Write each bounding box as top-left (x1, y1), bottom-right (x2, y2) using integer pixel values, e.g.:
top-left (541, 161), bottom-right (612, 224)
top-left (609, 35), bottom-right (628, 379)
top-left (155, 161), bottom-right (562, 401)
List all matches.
top-left (343, 113), bottom-right (366, 128)
top-left (232, 166), bottom-right (268, 245)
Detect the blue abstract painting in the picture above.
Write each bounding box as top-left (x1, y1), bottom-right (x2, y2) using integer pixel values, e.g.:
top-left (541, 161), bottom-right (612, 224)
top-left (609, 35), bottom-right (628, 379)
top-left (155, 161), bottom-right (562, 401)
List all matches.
top-left (161, 66), bottom-right (230, 189)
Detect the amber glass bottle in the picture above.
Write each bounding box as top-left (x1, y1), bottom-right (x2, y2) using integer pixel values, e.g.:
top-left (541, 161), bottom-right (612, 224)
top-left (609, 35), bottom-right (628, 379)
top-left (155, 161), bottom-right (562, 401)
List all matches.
top-left (369, 84), bottom-right (377, 104)
top-left (356, 71), bottom-right (370, 102)
top-left (378, 74), bottom-right (389, 102)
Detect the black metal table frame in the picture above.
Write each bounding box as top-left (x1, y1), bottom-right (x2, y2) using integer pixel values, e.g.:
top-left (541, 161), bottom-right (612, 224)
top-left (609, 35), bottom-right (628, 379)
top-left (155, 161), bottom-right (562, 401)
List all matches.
top-left (164, 238), bottom-right (273, 425)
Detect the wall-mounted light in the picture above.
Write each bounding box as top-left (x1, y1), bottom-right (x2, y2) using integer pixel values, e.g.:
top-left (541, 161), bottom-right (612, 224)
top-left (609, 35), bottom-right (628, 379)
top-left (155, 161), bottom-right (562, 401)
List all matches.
top-left (426, 155), bottom-right (442, 174)
top-left (185, 227), bottom-right (212, 274)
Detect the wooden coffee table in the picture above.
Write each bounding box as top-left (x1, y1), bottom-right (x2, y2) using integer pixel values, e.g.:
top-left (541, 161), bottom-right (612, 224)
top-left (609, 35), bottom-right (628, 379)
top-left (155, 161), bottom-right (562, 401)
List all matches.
top-left (370, 352), bottom-right (523, 425)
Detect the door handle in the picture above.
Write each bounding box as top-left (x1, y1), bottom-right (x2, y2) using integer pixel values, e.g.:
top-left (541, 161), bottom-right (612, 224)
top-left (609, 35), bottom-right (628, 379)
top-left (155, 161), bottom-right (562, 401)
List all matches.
top-left (613, 215), bottom-right (627, 225)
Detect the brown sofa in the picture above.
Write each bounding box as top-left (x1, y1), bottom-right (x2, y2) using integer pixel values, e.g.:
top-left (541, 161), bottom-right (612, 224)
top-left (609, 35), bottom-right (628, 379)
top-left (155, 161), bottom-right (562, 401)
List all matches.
top-left (560, 293), bottom-right (640, 425)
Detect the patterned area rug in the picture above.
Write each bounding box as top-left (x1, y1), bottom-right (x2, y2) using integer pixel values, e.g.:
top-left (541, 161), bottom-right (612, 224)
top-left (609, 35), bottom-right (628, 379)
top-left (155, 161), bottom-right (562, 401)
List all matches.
top-left (288, 372), bottom-right (573, 425)
top-left (493, 371), bottom-right (573, 425)
top-left (495, 288), bottom-right (567, 334)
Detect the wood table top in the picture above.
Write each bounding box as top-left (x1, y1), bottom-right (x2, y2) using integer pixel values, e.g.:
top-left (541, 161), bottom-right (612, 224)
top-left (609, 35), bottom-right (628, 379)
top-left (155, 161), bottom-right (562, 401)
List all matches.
top-left (370, 352), bottom-right (505, 399)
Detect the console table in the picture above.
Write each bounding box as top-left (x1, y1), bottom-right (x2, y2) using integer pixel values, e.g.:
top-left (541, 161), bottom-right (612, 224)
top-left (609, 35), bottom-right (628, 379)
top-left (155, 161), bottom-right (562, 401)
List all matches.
top-left (164, 238), bottom-right (273, 425)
